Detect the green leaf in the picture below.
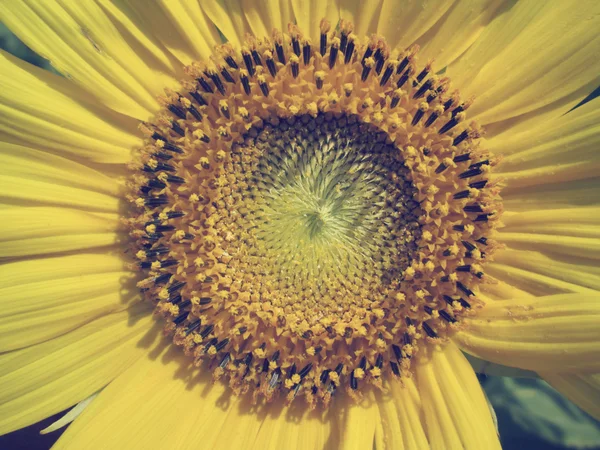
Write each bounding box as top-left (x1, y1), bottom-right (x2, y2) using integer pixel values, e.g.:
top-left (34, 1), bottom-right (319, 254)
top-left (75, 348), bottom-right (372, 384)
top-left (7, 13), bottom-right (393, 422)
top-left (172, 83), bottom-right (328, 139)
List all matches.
top-left (485, 377), bottom-right (600, 449)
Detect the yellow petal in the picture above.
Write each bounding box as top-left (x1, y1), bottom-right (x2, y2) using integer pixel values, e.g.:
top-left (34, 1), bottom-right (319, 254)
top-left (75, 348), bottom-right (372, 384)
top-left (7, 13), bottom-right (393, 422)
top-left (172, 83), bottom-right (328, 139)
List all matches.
top-left (417, 0), bottom-right (505, 69)
top-left (498, 233), bottom-right (599, 261)
top-left (541, 372), bottom-right (600, 420)
top-left (0, 0), bottom-right (182, 118)
top-left (455, 293), bottom-right (600, 372)
top-left (0, 303), bottom-right (156, 435)
top-left (492, 99), bottom-right (600, 190)
top-left (243, 0), bottom-right (293, 39)
top-left (415, 342), bottom-right (501, 450)
top-left (0, 252), bottom-right (139, 351)
top-left (502, 177), bottom-right (600, 212)
top-left (201, 0), bottom-right (250, 49)
top-left (339, 393), bottom-right (379, 450)
top-left (447, 1), bottom-right (600, 125)
top-left (252, 402), bottom-right (332, 450)
top-left (157, 0), bottom-right (223, 61)
top-left (291, 0), bottom-right (340, 42)
top-left (492, 248), bottom-right (600, 293)
top-left (1, 144), bottom-right (120, 197)
top-left (378, 0), bottom-right (455, 50)
top-left (0, 207), bottom-right (120, 257)
top-left (0, 142), bottom-right (119, 212)
top-left (480, 278), bottom-right (533, 301)
top-left (0, 51), bottom-right (137, 164)
top-left (340, 0), bottom-right (383, 37)
top-left (487, 262), bottom-right (597, 297)
top-left (375, 377), bottom-right (429, 450)
top-left (54, 341), bottom-right (260, 449)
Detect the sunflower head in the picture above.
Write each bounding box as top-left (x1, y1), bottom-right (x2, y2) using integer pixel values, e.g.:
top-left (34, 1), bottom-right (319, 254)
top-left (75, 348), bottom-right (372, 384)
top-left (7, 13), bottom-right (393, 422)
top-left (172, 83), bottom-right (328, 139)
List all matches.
top-left (126, 18), bottom-right (502, 406)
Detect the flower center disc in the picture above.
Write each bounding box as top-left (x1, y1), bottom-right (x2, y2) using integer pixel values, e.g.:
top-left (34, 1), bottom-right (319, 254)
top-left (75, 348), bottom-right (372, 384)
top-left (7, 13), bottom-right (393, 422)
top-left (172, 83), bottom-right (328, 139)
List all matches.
top-left (127, 19), bottom-right (502, 406)
top-left (223, 115), bottom-right (421, 317)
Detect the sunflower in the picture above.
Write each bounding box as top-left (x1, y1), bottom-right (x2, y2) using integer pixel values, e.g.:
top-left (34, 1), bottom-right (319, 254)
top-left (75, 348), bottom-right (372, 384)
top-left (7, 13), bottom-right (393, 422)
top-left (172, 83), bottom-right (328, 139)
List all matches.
top-left (0, 1), bottom-right (599, 449)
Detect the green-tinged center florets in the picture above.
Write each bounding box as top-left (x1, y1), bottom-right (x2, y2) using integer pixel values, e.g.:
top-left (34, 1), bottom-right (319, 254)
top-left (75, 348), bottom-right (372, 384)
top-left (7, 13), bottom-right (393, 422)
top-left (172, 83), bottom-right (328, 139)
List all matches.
top-left (216, 115), bottom-right (420, 315)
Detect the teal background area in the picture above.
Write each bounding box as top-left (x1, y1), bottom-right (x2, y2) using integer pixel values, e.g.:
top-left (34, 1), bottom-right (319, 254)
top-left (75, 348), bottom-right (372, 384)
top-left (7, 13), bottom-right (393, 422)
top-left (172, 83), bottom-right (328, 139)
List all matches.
top-left (1, 21), bottom-right (599, 450)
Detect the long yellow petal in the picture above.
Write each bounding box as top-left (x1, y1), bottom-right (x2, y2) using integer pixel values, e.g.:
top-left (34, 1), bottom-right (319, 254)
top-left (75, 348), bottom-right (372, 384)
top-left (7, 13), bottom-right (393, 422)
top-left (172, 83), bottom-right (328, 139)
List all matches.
top-left (243, 0), bottom-right (294, 38)
top-left (375, 377), bottom-right (429, 450)
top-left (498, 233), bottom-right (600, 261)
top-left (0, 51), bottom-right (137, 164)
top-left (0, 304), bottom-right (156, 435)
top-left (0, 253), bottom-right (138, 351)
top-left (416, 343), bottom-right (501, 450)
top-left (1, 144), bottom-right (120, 197)
top-left (493, 248), bottom-right (600, 293)
top-left (0, 0), bottom-right (181, 119)
top-left (492, 99), bottom-right (600, 190)
top-left (251, 402), bottom-right (332, 450)
top-left (374, 0), bottom-right (455, 52)
top-left (455, 294), bottom-right (600, 372)
top-left (338, 393), bottom-right (379, 450)
top-left (0, 207), bottom-right (120, 257)
top-left (291, 0), bottom-right (340, 42)
top-left (340, 0), bottom-right (383, 37)
top-left (502, 178), bottom-right (600, 212)
top-left (541, 372), bottom-right (600, 420)
top-left (201, 0), bottom-right (251, 49)
top-left (487, 262), bottom-right (597, 298)
top-left (0, 175), bottom-right (118, 212)
top-left (157, 0), bottom-right (223, 61)
top-left (96, 0), bottom-right (194, 67)
top-left (417, 0), bottom-right (505, 69)
top-left (53, 341), bottom-right (264, 450)
top-left (447, 1), bottom-right (600, 125)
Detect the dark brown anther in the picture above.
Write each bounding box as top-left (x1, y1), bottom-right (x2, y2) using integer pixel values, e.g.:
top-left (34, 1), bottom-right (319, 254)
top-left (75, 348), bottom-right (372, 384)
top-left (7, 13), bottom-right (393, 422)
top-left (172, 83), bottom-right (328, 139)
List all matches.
top-left (439, 310), bottom-right (457, 323)
top-left (197, 76), bottom-right (214, 94)
top-left (414, 66), bottom-right (430, 86)
top-left (242, 51), bottom-right (254, 77)
top-left (413, 79), bottom-right (433, 99)
top-left (457, 281), bottom-right (474, 297)
top-left (251, 49), bottom-right (262, 66)
top-left (459, 168), bottom-right (483, 179)
top-left (275, 42), bottom-right (285, 63)
top-left (209, 72), bottom-right (225, 95)
top-left (411, 108), bottom-right (425, 126)
top-left (185, 319), bottom-right (201, 335)
top-left (361, 64), bottom-right (372, 82)
top-left (303, 42), bottom-right (311, 65)
top-left (291, 60), bottom-right (299, 78)
top-left (422, 322), bottom-right (438, 338)
top-left (189, 91), bottom-right (207, 106)
top-left (259, 79), bottom-right (269, 97)
top-left (380, 64), bottom-right (394, 87)
top-left (320, 32), bottom-right (327, 56)
top-left (266, 56), bottom-right (277, 77)
top-left (171, 121), bottom-right (185, 137)
top-left (329, 43), bottom-right (339, 69)
top-left (224, 56), bottom-right (238, 69)
top-left (396, 68), bottom-right (411, 88)
top-left (453, 130), bottom-right (470, 146)
top-left (168, 104), bottom-right (187, 120)
top-left (424, 111), bottom-right (439, 127)
top-left (453, 153), bottom-right (471, 163)
top-left (241, 73), bottom-right (251, 95)
top-left (220, 67), bottom-right (234, 83)
top-left (439, 117), bottom-right (459, 134)
top-left (344, 39), bottom-right (355, 64)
